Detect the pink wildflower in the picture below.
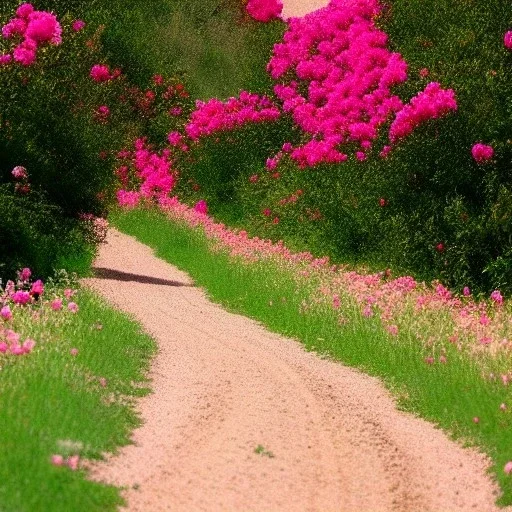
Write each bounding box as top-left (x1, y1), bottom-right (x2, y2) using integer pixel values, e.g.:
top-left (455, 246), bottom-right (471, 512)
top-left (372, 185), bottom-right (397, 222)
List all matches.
top-left (116, 190), bottom-right (141, 208)
top-left (0, 54), bottom-right (12, 65)
top-left (25, 11), bottom-right (62, 45)
top-left (99, 377), bottom-right (108, 388)
top-left (23, 338), bottom-right (36, 353)
top-left (1, 305), bottom-right (13, 321)
top-left (51, 454), bottom-right (64, 466)
top-left (332, 294), bottom-right (341, 309)
top-left (504, 31), bottom-right (512, 50)
top-left (194, 200), bottom-right (208, 215)
top-left (463, 286), bottom-right (471, 297)
top-left (246, 0), bottom-right (283, 22)
top-left (68, 302), bottom-right (79, 313)
top-left (435, 243), bottom-right (445, 253)
top-left (12, 290), bottom-right (31, 305)
top-left (11, 166), bottom-right (27, 179)
top-left (471, 143), bottom-right (494, 164)
top-left (72, 20), bottom-right (86, 32)
top-left (500, 403), bottom-right (507, 411)
top-left (64, 288), bottom-right (74, 299)
top-left (90, 64), bottom-right (113, 82)
top-left (473, 417), bottom-right (480, 424)
top-left (16, 3), bottom-right (35, 19)
top-left (419, 68), bottom-right (429, 78)
top-left (51, 298), bottom-right (63, 311)
top-left (67, 455), bottom-right (80, 471)
top-left (70, 348), bottom-right (79, 356)
top-left (30, 279), bottom-right (44, 296)
top-left (505, 462), bottom-right (512, 474)
top-left (490, 290), bottom-right (503, 306)
top-left (0, 342), bottom-right (8, 353)
top-left (387, 324), bottom-right (399, 336)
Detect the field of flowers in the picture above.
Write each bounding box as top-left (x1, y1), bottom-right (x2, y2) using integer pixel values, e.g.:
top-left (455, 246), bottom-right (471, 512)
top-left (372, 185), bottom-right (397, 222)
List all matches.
top-left (1, 0), bottom-right (512, 508)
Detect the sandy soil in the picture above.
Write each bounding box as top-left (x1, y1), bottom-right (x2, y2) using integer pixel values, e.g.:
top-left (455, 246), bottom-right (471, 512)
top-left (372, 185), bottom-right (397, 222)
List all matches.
top-left (83, 229), bottom-right (509, 512)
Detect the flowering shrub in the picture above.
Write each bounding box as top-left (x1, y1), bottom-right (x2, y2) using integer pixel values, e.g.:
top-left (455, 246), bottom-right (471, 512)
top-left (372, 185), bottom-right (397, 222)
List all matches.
top-left (246, 0), bottom-right (283, 23)
top-left (185, 91), bottom-right (281, 140)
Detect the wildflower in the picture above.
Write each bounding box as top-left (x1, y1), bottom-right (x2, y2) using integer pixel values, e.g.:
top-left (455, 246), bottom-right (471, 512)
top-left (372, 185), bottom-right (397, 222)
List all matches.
top-left (51, 454), bottom-right (64, 466)
top-left (504, 31), bottom-right (512, 50)
top-left (25, 11), bottom-right (62, 45)
top-left (72, 20), bottom-right (85, 32)
top-left (505, 462), bottom-right (512, 474)
top-left (0, 54), bottom-right (12, 65)
top-left (332, 294), bottom-right (341, 309)
top-left (424, 356), bottom-right (434, 365)
top-left (1, 305), bottom-right (12, 321)
top-left (67, 455), bottom-right (80, 471)
top-left (68, 302), bottom-right (79, 313)
top-left (90, 64), bottom-right (113, 82)
top-left (490, 290), bottom-right (503, 306)
top-left (262, 208), bottom-right (271, 217)
top-left (98, 377), bottom-right (107, 387)
top-left (194, 200), bottom-right (208, 215)
top-left (16, 3), bottom-right (35, 19)
top-left (153, 74), bottom-right (164, 85)
top-left (246, 0), bottom-right (283, 22)
top-left (249, 174), bottom-right (259, 183)
top-left (12, 290), bottom-right (31, 305)
top-left (387, 324), bottom-right (399, 336)
top-left (51, 298), bottom-right (62, 311)
top-left (70, 348), bottom-right (79, 356)
top-left (439, 355), bottom-right (447, 363)
top-left (473, 417), bottom-right (480, 424)
top-left (30, 279), bottom-right (44, 297)
top-left (379, 198), bottom-right (387, 207)
top-left (463, 286), bottom-right (471, 297)
top-left (64, 288), bottom-right (74, 299)
top-left (419, 68), bottom-right (429, 78)
top-left (500, 403), bottom-right (507, 411)
top-left (435, 243), bottom-right (445, 253)
top-left (23, 338), bottom-right (36, 353)
top-left (11, 166), bottom-right (27, 180)
top-left (471, 143), bottom-right (494, 164)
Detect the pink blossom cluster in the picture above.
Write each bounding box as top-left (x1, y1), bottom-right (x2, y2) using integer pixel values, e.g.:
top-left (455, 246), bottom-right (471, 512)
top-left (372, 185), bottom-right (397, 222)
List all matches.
top-left (90, 64), bottom-right (121, 83)
top-left (185, 91), bottom-right (281, 140)
top-left (246, 0), bottom-right (283, 22)
top-left (471, 143), bottom-right (494, 164)
top-left (116, 138), bottom-right (178, 208)
top-left (268, 0), bottom-right (406, 166)
top-left (1, 270), bottom-right (79, 359)
top-left (389, 82), bottom-right (457, 142)
top-left (1, 3), bottom-right (62, 66)
top-left (266, 0), bottom-right (458, 167)
top-left (51, 454), bottom-right (80, 471)
top-left (152, 196), bottom-right (510, 363)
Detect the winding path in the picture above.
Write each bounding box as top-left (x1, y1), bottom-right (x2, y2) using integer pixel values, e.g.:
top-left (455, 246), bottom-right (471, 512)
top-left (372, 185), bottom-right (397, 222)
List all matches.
top-left (83, 229), bottom-right (507, 511)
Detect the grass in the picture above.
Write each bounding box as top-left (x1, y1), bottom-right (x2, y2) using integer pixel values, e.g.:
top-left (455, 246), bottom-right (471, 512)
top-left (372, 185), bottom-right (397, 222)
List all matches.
top-left (0, 283), bottom-right (156, 512)
top-left (112, 206), bottom-right (512, 506)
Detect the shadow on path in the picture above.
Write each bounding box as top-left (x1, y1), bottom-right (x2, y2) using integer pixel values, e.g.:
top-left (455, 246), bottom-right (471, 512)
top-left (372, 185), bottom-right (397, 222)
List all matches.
top-left (92, 267), bottom-right (194, 287)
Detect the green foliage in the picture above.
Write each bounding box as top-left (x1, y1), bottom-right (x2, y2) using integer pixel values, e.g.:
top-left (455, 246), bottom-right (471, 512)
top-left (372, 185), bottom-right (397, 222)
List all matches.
top-left (0, 286), bottom-right (156, 511)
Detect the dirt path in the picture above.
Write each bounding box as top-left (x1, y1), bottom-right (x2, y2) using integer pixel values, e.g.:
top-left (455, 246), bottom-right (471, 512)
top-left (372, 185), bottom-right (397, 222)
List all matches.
top-left (83, 229), bottom-right (507, 512)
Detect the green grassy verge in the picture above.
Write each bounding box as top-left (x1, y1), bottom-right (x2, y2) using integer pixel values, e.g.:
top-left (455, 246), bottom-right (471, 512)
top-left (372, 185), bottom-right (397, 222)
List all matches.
top-left (0, 286), bottom-right (156, 512)
top-left (112, 207), bottom-right (512, 506)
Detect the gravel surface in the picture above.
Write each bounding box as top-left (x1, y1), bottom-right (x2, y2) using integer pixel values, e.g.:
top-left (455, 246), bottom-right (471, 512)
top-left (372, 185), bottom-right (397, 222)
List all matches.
top-left (83, 229), bottom-right (509, 512)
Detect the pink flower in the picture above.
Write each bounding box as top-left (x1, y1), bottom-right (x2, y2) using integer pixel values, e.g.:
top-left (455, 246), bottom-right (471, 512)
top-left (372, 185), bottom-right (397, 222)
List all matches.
top-left (379, 198), bottom-right (387, 207)
top-left (51, 298), bottom-right (63, 311)
top-left (68, 302), bottom-right (79, 313)
top-left (116, 190), bottom-right (141, 208)
top-left (473, 417), bottom-right (480, 424)
top-left (332, 294), bottom-right (341, 309)
top-left (504, 31), bottom-right (512, 50)
top-left (194, 200), bottom-right (208, 215)
top-left (435, 242), bottom-right (445, 253)
top-left (387, 324), bottom-right (399, 336)
top-left (262, 208), bottom-right (271, 217)
top-left (51, 454), bottom-right (64, 466)
top-left (471, 143), bottom-right (494, 164)
top-left (0, 342), bottom-right (8, 353)
top-left (505, 461), bottom-right (512, 474)
top-left (12, 290), bottom-right (31, 305)
top-left (64, 288), bottom-right (74, 299)
top-left (11, 166), bottom-right (27, 180)
top-left (25, 11), bottom-right (62, 45)
top-left (72, 20), bottom-right (86, 32)
top-left (90, 64), bottom-right (113, 82)
top-left (23, 338), bottom-right (36, 353)
top-left (1, 305), bottom-right (13, 321)
top-left (30, 279), bottom-right (44, 296)
top-left (246, 0), bottom-right (283, 22)
top-left (13, 42), bottom-right (36, 66)
top-left (0, 54), bottom-right (12, 66)
top-left (424, 356), bottom-right (434, 365)
top-left (500, 403), bottom-right (507, 411)
top-left (439, 355), bottom-right (447, 364)
top-left (249, 174), bottom-right (259, 183)
top-left (16, 3), bottom-right (35, 19)
top-left (419, 68), bottom-right (429, 78)
top-left (99, 377), bottom-right (108, 388)
top-left (70, 348), bottom-right (79, 356)
top-left (490, 290), bottom-right (503, 306)
top-left (463, 286), bottom-right (471, 297)
top-left (67, 455), bottom-right (80, 471)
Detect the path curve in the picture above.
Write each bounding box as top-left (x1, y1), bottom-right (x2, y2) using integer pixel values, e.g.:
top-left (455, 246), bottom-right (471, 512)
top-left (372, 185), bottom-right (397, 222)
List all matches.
top-left (83, 229), bottom-right (507, 512)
